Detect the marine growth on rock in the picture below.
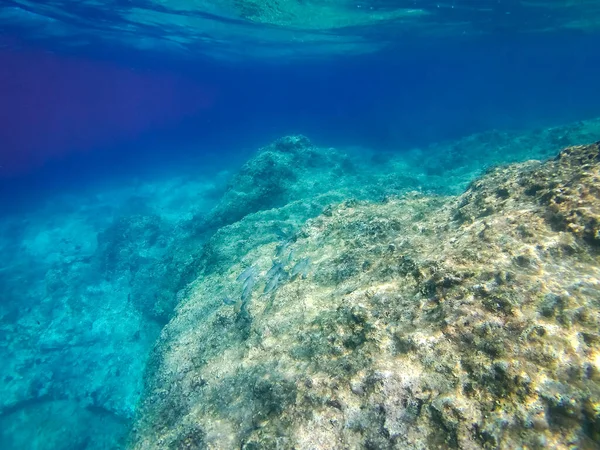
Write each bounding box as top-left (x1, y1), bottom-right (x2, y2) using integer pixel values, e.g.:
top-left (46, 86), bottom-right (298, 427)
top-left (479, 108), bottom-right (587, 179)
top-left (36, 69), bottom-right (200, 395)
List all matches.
top-left (130, 141), bottom-right (600, 450)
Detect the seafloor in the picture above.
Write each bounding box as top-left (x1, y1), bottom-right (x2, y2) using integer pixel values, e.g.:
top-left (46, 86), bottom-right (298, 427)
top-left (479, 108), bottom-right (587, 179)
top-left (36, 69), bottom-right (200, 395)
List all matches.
top-left (1, 119), bottom-right (600, 449)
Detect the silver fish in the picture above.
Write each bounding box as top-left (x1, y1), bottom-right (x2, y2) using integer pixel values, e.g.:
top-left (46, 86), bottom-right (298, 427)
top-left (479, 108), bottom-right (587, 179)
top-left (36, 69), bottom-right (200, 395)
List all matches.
top-left (275, 240), bottom-right (290, 257)
top-left (291, 257), bottom-right (311, 279)
top-left (287, 250), bottom-right (295, 263)
top-left (264, 272), bottom-right (282, 294)
top-left (237, 266), bottom-right (256, 282)
top-left (241, 276), bottom-right (256, 303)
top-left (266, 262), bottom-right (284, 279)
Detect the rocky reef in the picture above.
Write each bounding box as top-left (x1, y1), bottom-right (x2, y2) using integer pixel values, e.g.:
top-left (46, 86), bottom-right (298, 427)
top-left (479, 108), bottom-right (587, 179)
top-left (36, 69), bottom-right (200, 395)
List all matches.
top-left (129, 141), bottom-right (600, 449)
top-left (2, 122), bottom-right (600, 449)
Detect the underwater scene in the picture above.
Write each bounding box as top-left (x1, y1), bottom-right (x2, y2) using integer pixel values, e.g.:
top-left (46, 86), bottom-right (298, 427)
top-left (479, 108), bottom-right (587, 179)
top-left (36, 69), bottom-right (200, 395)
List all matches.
top-left (1, 1), bottom-right (600, 449)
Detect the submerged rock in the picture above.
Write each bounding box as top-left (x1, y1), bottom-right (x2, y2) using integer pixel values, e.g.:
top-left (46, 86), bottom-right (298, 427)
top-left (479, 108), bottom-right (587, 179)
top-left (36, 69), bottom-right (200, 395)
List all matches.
top-left (193, 135), bottom-right (355, 234)
top-left (130, 143), bottom-right (600, 449)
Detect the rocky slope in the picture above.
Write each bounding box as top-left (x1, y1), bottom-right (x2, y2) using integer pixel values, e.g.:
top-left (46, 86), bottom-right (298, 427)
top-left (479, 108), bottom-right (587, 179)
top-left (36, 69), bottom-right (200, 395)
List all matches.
top-left (129, 142), bottom-right (600, 449)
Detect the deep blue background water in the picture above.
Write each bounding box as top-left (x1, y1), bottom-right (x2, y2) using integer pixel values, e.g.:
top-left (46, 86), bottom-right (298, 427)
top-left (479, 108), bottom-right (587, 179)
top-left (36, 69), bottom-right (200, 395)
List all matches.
top-left (2, 30), bottom-right (600, 214)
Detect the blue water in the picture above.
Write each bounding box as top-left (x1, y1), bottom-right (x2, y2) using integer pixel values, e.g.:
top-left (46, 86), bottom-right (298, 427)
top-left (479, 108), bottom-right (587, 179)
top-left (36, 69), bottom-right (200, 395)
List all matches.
top-left (4, 34), bottom-right (600, 211)
top-left (1, 1), bottom-right (600, 449)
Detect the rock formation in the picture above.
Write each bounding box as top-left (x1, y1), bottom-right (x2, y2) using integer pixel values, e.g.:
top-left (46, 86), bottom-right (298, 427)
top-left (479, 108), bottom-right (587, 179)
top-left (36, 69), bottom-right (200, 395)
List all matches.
top-left (130, 142), bottom-right (600, 449)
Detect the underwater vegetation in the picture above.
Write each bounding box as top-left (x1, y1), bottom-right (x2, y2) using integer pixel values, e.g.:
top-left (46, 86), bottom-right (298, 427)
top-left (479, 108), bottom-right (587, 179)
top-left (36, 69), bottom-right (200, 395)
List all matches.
top-left (130, 137), bottom-right (600, 449)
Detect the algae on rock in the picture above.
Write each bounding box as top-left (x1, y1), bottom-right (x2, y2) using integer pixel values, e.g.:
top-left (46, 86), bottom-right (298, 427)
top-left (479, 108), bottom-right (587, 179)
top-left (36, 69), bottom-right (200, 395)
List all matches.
top-left (130, 143), bottom-right (600, 450)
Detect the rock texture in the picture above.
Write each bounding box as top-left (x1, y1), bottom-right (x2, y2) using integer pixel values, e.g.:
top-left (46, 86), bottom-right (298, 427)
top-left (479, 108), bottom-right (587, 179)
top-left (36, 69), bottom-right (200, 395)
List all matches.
top-left (130, 143), bottom-right (600, 449)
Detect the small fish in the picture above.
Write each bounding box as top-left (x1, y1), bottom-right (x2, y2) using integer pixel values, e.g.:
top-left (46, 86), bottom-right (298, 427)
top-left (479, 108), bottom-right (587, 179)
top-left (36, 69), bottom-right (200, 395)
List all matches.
top-left (287, 249), bottom-right (295, 263)
top-left (223, 297), bottom-right (237, 306)
top-left (264, 272), bottom-right (283, 294)
top-left (263, 260), bottom-right (290, 294)
top-left (237, 266), bottom-right (256, 282)
top-left (266, 262), bottom-right (285, 279)
top-left (274, 228), bottom-right (289, 240)
top-left (291, 257), bottom-right (311, 279)
top-left (275, 240), bottom-right (290, 257)
top-left (241, 276), bottom-right (256, 303)
top-left (243, 274), bottom-right (256, 289)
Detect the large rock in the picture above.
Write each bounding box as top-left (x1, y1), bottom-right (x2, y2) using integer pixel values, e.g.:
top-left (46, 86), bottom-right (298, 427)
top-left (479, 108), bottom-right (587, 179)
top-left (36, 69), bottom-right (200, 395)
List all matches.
top-left (130, 143), bottom-right (600, 449)
top-left (193, 136), bottom-right (356, 231)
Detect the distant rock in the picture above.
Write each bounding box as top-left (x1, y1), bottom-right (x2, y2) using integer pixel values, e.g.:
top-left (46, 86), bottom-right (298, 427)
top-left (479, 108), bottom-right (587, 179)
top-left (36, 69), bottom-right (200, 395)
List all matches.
top-left (194, 135), bottom-right (355, 233)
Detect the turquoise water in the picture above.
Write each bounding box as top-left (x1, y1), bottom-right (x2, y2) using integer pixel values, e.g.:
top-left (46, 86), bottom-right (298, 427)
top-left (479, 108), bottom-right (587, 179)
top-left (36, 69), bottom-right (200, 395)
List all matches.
top-left (1, 1), bottom-right (600, 449)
